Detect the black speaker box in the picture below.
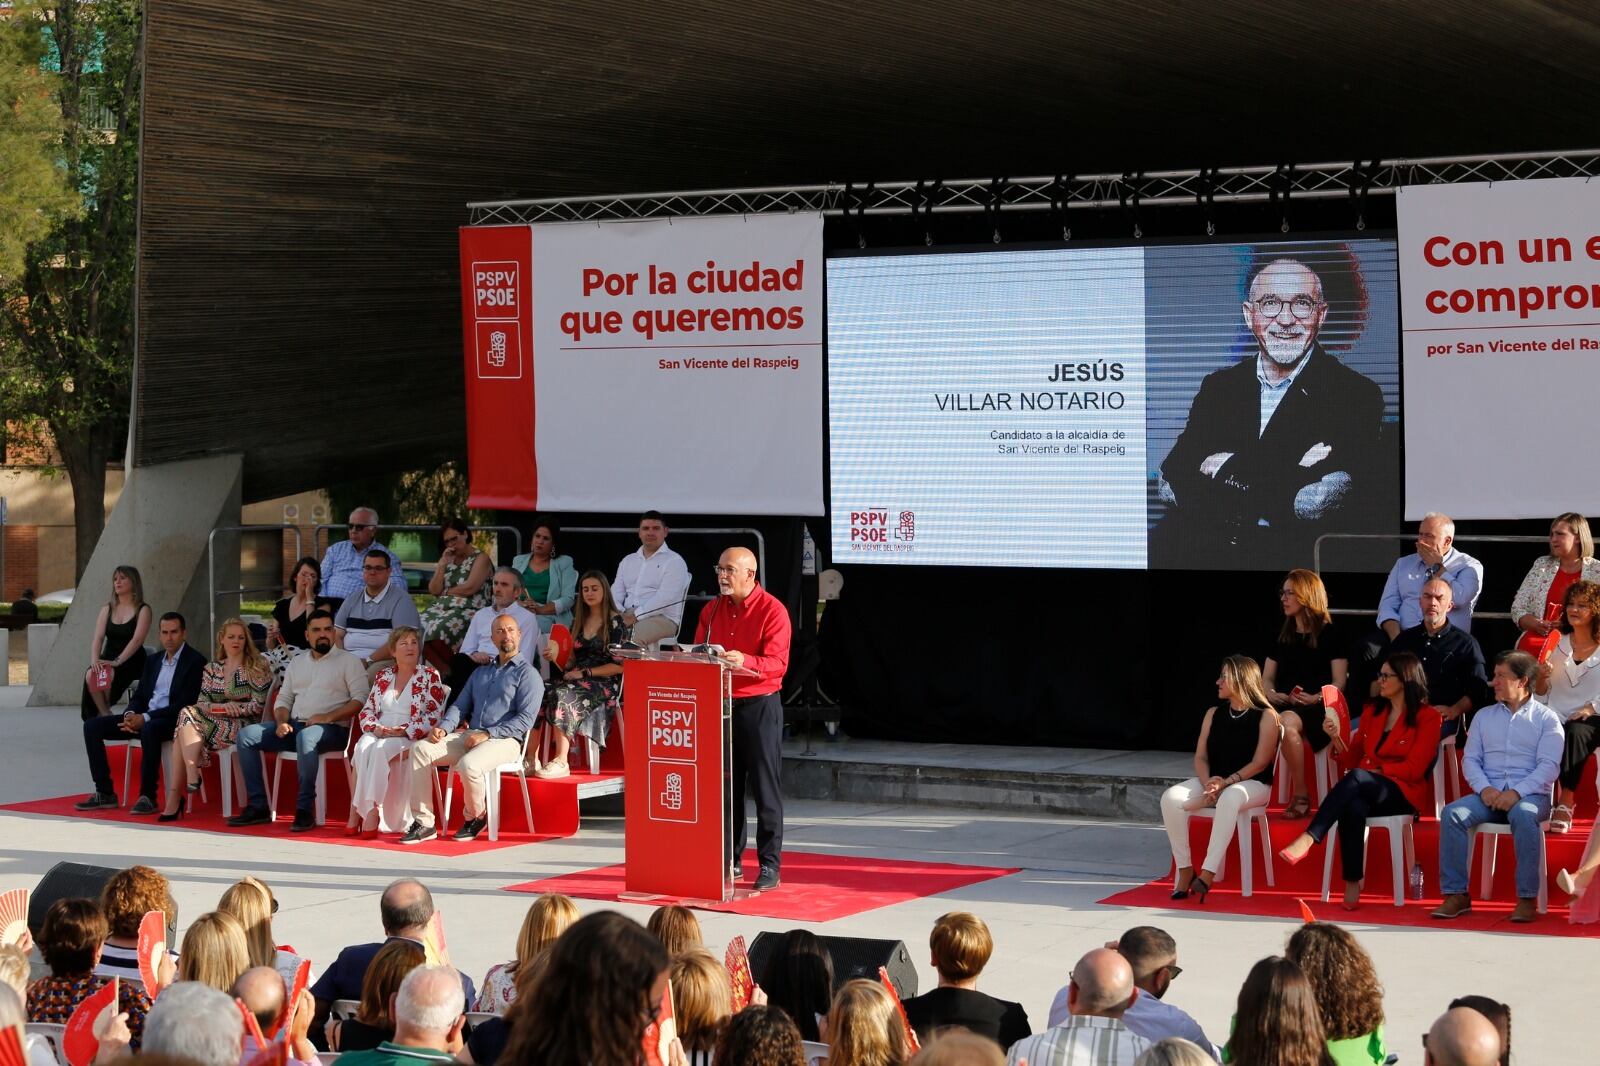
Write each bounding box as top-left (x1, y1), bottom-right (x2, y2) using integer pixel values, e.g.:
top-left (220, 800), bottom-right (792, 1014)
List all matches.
top-left (27, 861), bottom-right (176, 943)
top-left (748, 932), bottom-right (918, 999)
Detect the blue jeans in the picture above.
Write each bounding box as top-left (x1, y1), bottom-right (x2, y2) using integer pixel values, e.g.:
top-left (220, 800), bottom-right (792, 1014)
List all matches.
top-left (1438, 791), bottom-right (1551, 899)
top-left (236, 720), bottom-right (348, 813)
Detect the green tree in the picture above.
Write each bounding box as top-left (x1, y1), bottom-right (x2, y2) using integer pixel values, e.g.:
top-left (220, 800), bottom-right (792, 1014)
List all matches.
top-left (0, 1), bottom-right (141, 581)
top-left (0, 5), bottom-right (76, 280)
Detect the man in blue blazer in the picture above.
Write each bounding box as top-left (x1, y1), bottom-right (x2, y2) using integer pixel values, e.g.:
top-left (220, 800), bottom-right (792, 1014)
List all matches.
top-left (77, 610), bottom-right (208, 813)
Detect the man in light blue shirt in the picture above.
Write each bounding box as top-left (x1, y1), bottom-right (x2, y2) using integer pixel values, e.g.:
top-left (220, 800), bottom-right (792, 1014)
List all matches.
top-left (1434, 650), bottom-right (1563, 923)
top-left (321, 506), bottom-right (406, 601)
top-left (1378, 512), bottom-right (1483, 635)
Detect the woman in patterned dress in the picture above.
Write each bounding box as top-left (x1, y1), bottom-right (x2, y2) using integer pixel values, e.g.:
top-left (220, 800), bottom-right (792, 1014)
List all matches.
top-left (347, 626), bottom-right (447, 836)
top-left (158, 618), bottom-right (273, 818)
top-left (536, 571), bottom-right (624, 779)
top-left (419, 517), bottom-right (493, 648)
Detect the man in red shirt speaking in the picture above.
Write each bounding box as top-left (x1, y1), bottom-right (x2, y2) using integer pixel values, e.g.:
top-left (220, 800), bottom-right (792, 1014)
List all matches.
top-left (696, 545), bottom-right (792, 891)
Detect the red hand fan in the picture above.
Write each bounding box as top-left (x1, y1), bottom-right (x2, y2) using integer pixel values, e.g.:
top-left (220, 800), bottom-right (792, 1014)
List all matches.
top-left (422, 911), bottom-right (448, 966)
top-left (1536, 629), bottom-right (1562, 664)
top-left (0, 889), bottom-right (27, 948)
top-left (0, 1025), bottom-right (28, 1066)
top-left (878, 967), bottom-right (920, 1052)
top-left (548, 624), bottom-right (574, 671)
top-left (137, 911), bottom-right (167, 997)
top-left (63, 978), bottom-right (118, 1066)
top-left (237, 997), bottom-right (268, 1048)
top-left (267, 959), bottom-right (312, 1040)
top-left (725, 936), bottom-right (755, 1012)
top-left (245, 1040), bottom-right (289, 1066)
top-left (641, 981), bottom-right (676, 1066)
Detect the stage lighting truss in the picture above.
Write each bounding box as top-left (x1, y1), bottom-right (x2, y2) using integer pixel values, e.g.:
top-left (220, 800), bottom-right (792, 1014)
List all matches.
top-left (467, 149), bottom-right (1600, 226)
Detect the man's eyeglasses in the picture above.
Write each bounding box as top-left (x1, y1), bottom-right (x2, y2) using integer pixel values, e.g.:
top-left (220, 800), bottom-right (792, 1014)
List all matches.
top-left (348, 523), bottom-right (374, 531)
top-left (1254, 294), bottom-right (1324, 320)
top-left (713, 566), bottom-right (751, 575)
top-left (1163, 964), bottom-right (1183, 980)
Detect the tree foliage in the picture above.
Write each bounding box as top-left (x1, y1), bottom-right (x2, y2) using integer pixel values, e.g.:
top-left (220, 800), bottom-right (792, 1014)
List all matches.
top-left (0, 6), bottom-right (77, 280)
top-left (0, 1), bottom-right (142, 579)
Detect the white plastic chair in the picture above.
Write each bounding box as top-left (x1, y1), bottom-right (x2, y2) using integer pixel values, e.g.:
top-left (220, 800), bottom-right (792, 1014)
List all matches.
top-left (328, 999), bottom-right (361, 1020)
top-left (1187, 802), bottom-right (1276, 897)
top-left (442, 730), bottom-right (535, 841)
top-left (1320, 814), bottom-right (1416, 907)
top-left (801, 1041), bottom-right (829, 1066)
top-left (465, 1011), bottom-right (498, 1027)
top-left (26, 1022), bottom-right (66, 1066)
top-left (1468, 810), bottom-right (1551, 913)
top-left (266, 726), bottom-right (355, 825)
top-left (1432, 733), bottom-right (1461, 818)
top-left (1275, 745), bottom-right (1333, 804)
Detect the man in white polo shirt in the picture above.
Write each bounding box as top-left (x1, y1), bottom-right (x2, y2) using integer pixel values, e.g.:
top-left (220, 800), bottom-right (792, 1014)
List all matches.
top-left (335, 549), bottom-right (423, 677)
top-left (612, 510), bottom-right (691, 646)
top-left (450, 567), bottom-right (542, 696)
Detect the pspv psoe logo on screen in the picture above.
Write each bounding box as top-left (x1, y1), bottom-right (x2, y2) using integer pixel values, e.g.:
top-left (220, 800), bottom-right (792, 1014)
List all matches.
top-left (848, 508), bottom-right (916, 552)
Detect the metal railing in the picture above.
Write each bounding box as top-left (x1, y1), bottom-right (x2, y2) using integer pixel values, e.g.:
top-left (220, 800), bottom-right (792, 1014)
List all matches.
top-left (313, 523), bottom-right (524, 562)
top-left (1313, 532), bottom-right (1550, 621)
top-left (208, 525), bottom-right (304, 642)
top-left (562, 526), bottom-right (767, 588)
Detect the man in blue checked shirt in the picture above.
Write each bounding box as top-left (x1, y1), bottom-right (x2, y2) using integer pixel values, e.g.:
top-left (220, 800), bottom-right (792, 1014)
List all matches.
top-left (1433, 650), bottom-right (1563, 924)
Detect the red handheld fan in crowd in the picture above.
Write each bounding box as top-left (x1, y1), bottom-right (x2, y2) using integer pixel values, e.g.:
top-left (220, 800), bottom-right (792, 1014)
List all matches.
top-left (0, 889), bottom-right (27, 948)
top-left (63, 979), bottom-right (118, 1066)
top-left (136, 911), bottom-right (166, 997)
top-left (547, 624), bottom-right (574, 671)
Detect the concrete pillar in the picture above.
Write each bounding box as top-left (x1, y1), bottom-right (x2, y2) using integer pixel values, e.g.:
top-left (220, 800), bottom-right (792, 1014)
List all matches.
top-left (29, 454), bottom-right (243, 707)
top-left (27, 623), bottom-right (57, 685)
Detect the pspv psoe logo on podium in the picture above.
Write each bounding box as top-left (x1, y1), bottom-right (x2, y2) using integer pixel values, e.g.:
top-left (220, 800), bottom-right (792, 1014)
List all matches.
top-left (647, 695), bottom-right (697, 824)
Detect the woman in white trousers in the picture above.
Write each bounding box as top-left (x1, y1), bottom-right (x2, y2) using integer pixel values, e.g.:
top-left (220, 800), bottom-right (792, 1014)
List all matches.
top-left (347, 627), bottom-right (447, 837)
top-left (1161, 655), bottom-right (1281, 902)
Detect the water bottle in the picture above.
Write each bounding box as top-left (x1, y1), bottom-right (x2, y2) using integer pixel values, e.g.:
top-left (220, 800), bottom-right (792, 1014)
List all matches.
top-left (1410, 863), bottom-right (1425, 900)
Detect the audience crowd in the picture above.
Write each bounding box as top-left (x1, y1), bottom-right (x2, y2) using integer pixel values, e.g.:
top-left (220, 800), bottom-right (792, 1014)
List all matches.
top-left (9, 865), bottom-right (1519, 1066)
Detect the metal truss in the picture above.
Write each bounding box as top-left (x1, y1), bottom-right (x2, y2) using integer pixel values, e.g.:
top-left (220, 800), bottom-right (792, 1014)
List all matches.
top-left (467, 149), bottom-right (1600, 225)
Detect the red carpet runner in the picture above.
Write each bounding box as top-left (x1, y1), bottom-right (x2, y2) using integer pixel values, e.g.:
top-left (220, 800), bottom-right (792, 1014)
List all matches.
top-left (506, 851), bottom-right (1020, 921)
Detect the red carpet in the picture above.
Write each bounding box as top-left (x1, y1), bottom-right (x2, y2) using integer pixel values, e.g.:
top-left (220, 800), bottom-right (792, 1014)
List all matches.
top-left (1098, 797), bottom-right (1600, 939)
top-left (505, 851), bottom-right (1020, 921)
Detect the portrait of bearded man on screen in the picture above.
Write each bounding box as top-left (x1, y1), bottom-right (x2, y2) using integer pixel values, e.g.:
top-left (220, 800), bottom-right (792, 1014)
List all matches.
top-left (1151, 245), bottom-right (1393, 570)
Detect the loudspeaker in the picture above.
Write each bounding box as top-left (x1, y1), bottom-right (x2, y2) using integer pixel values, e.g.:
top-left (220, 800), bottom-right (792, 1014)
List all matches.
top-left (748, 932), bottom-right (918, 999)
top-left (28, 862), bottom-right (121, 938)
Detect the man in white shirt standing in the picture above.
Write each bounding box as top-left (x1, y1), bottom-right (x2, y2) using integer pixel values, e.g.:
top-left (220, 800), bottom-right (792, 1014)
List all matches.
top-left (612, 511), bottom-right (691, 646)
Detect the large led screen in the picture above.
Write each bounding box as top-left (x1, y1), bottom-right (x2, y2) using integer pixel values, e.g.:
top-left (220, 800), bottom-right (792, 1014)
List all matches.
top-left (827, 238), bottom-right (1400, 570)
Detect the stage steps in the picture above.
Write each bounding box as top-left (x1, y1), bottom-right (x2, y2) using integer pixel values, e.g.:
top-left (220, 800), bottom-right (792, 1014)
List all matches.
top-left (781, 737), bottom-right (1192, 821)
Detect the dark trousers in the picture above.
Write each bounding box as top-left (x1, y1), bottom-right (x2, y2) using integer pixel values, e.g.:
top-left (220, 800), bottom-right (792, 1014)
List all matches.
top-left (1560, 717), bottom-right (1600, 791)
top-left (727, 693), bottom-right (784, 872)
top-left (79, 650), bottom-right (147, 721)
top-left (83, 712), bottom-right (177, 800)
top-left (1307, 769), bottom-right (1415, 881)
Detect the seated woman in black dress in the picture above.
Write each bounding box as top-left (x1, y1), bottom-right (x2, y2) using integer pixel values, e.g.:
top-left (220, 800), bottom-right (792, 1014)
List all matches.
top-left (1159, 655), bottom-right (1281, 902)
top-left (1262, 569), bottom-right (1349, 818)
top-left (268, 556), bottom-right (337, 652)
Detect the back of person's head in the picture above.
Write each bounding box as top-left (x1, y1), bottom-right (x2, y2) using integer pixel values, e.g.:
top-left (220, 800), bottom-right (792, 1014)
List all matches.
top-left (232, 965), bottom-right (284, 1033)
top-left (217, 875), bottom-right (277, 969)
top-left (380, 877), bottom-right (434, 936)
top-left (394, 964), bottom-right (465, 1040)
top-left (761, 928), bottom-right (835, 1043)
top-left (515, 893), bottom-right (579, 974)
top-left (1445, 996), bottom-right (1510, 1066)
top-left (1226, 956), bottom-right (1328, 1066)
top-left (101, 864), bottom-right (176, 940)
top-left (1285, 922), bottom-right (1383, 1043)
top-left (504, 910), bottom-right (669, 1066)
top-left (716, 1004), bottom-right (807, 1066)
top-left (672, 949), bottom-right (732, 1055)
top-left (39, 897), bottom-right (107, 975)
top-left (1426, 1006), bottom-right (1503, 1066)
top-left (1067, 947), bottom-right (1135, 1018)
top-left (143, 981), bottom-right (243, 1066)
top-left (177, 910), bottom-right (250, 993)
top-left (0, 945), bottom-right (29, 1000)
top-left (0, 983), bottom-right (23, 1031)
top-left (907, 1029), bottom-right (1004, 1066)
top-left (1134, 1038), bottom-right (1215, 1066)
top-left (826, 979), bottom-right (908, 1066)
top-left (1117, 926), bottom-right (1178, 990)
top-left (359, 939), bottom-right (426, 1028)
top-left (647, 904), bottom-right (704, 957)
top-left (928, 912), bottom-right (992, 983)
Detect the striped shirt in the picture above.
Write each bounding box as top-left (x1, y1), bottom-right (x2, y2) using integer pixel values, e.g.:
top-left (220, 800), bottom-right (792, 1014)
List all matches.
top-left (1007, 1015), bottom-right (1149, 1066)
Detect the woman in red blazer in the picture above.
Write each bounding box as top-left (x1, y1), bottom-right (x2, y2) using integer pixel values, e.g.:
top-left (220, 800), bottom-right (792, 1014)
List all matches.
top-left (1278, 651), bottom-right (1442, 909)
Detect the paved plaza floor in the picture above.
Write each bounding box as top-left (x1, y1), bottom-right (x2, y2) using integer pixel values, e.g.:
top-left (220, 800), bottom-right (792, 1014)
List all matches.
top-left (0, 688), bottom-right (1582, 1061)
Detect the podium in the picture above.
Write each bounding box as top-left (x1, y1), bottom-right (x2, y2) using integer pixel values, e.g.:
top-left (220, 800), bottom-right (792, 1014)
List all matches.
top-left (615, 647), bottom-right (757, 902)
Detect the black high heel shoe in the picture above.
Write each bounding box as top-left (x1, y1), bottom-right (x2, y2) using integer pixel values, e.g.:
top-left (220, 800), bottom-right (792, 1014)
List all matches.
top-left (158, 807), bottom-right (183, 822)
top-left (1170, 873), bottom-right (1194, 900)
top-left (1188, 876), bottom-right (1211, 904)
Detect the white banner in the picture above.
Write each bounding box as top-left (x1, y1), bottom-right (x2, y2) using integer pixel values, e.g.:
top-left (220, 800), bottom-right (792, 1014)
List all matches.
top-left (1398, 178), bottom-right (1600, 519)
top-left (529, 213), bottom-right (824, 515)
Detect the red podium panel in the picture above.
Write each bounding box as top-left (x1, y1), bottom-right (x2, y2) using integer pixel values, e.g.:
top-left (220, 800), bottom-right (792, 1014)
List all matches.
top-left (622, 653), bottom-right (731, 900)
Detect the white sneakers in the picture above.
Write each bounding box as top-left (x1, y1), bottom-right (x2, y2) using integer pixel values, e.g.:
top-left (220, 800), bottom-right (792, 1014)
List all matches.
top-left (535, 759), bottom-right (570, 779)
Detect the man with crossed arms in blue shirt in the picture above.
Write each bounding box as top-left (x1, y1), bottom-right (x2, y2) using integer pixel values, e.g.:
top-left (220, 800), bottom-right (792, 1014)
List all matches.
top-left (1433, 650), bottom-right (1563, 924)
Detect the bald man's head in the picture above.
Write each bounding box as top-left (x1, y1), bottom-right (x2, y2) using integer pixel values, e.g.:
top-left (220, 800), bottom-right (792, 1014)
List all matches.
top-left (1426, 1007), bottom-right (1502, 1066)
top-left (716, 547), bottom-right (759, 599)
top-left (380, 878), bottom-right (434, 936)
top-left (1068, 947), bottom-right (1135, 1017)
top-left (232, 966), bottom-right (283, 1032)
